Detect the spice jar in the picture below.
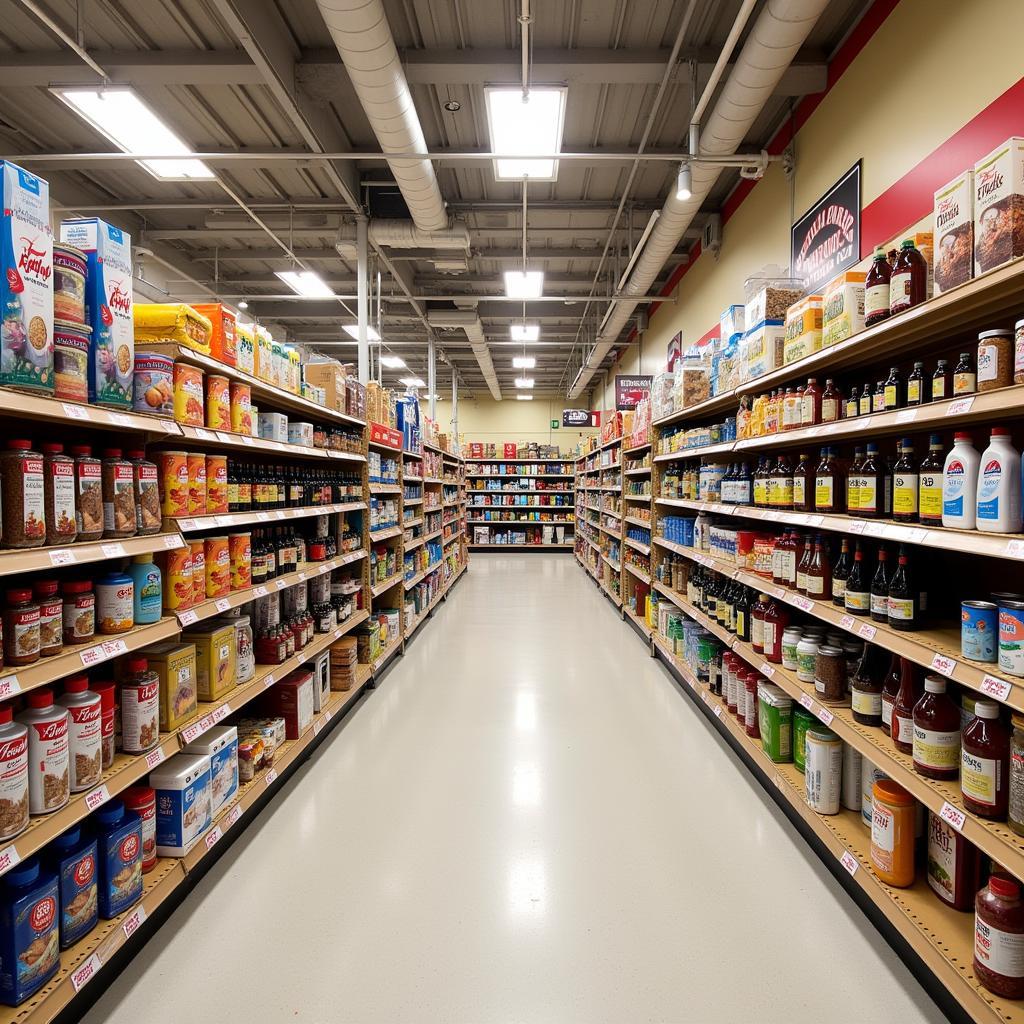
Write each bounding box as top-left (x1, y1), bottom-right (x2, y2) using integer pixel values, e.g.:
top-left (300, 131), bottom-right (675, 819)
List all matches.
top-left (814, 644), bottom-right (846, 704)
top-left (125, 450), bottom-right (161, 536)
top-left (0, 707), bottom-right (28, 840)
top-left (32, 580), bottom-right (62, 658)
top-left (70, 446), bottom-right (103, 542)
top-left (3, 589), bottom-right (40, 667)
top-left (869, 779), bottom-right (915, 887)
top-left (96, 572), bottom-right (134, 635)
top-left (0, 441), bottom-right (47, 549)
top-left (40, 444), bottom-right (77, 546)
top-left (975, 876), bottom-right (1024, 999)
top-left (978, 329), bottom-right (1014, 392)
top-left (912, 675), bottom-right (961, 781)
top-left (16, 688), bottom-right (70, 814)
top-left (101, 449), bottom-right (137, 539)
top-left (1015, 319), bottom-right (1024, 385)
top-left (961, 700), bottom-right (1010, 819)
top-left (61, 580), bottom-right (95, 645)
top-left (118, 657), bottom-right (159, 754)
top-left (781, 627), bottom-right (801, 671)
top-left (57, 676), bottom-right (102, 793)
top-left (796, 636), bottom-right (819, 684)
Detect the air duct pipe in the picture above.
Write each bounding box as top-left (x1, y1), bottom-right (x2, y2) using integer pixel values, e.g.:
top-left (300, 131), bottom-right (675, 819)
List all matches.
top-left (568, 0), bottom-right (830, 398)
top-left (334, 219), bottom-right (470, 258)
top-left (315, 0), bottom-right (449, 233)
top-left (427, 310), bottom-right (502, 401)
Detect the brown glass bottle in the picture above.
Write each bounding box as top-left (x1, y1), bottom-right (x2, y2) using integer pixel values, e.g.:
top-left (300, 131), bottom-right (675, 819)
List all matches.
top-left (954, 351), bottom-right (977, 395)
top-left (864, 247), bottom-right (892, 328)
top-left (773, 454), bottom-right (794, 510)
top-left (931, 359), bottom-right (952, 402)
top-left (795, 534), bottom-right (813, 594)
top-left (846, 447), bottom-right (864, 515)
top-left (844, 542), bottom-right (870, 616)
top-left (912, 676), bottom-right (961, 781)
top-left (961, 700), bottom-right (1010, 819)
top-left (859, 384), bottom-right (873, 417)
top-left (881, 652), bottom-right (902, 736)
top-left (831, 538), bottom-right (851, 608)
top-left (762, 598), bottom-right (790, 665)
top-left (887, 546), bottom-right (916, 631)
top-left (892, 659), bottom-right (920, 753)
top-left (851, 643), bottom-right (887, 727)
top-left (846, 386), bottom-right (860, 419)
top-left (890, 239), bottom-right (928, 315)
top-left (918, 435), bottom-right (945, 527)
top-left (872, 380), bottom-right (886, 413)
top-left (870, 545), bottom-right (890, 622)
top-left (906, 361), bottom-right (926, 405)
top-left (814, 448), bottom-right (841, 513)
top-left (892, 438), bottom-right (918, 523)
top-left (805, 534), bottom-right (831, 601)
top-left (792, 454), bottom-right (813, 512)
top-left (751, 593), bottom-right (770, 654)
top-left (801, 378), bottom-right (822, 426)
top-left (859, 443), bottom-right (882, 518)
top-left (883, 366), bottom-right (903, 410)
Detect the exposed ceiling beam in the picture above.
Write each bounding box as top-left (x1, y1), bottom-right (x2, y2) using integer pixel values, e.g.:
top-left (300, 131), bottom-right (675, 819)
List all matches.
top-left (187, 245), bottom-right (688, 262)
top-left (246, 295), bottom-right (668, 317)
top-left (139, 226), bottom-right (664, 240)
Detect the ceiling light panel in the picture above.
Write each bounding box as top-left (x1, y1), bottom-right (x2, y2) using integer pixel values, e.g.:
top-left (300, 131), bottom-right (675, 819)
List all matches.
top-left (400, 377), bottom-right (426, 388)
top-left (510, 324), bottom-right (540, 342)
top-left (516, 394), bottom-right (534, 401)
top-left (276, 271), bottom-right (335, 298)
top-left (504, 271), bottom-right (544, 299)
top-left (343, 324), bottom-right (382, 341)
top-left (379, 355), bottom-right (406, 369)
top-left (514, 377), bottom-right (535, 389)
top-left (512, 356), bottom-right (536, 369)
top-left (485, 87), bottom-right (567, 181)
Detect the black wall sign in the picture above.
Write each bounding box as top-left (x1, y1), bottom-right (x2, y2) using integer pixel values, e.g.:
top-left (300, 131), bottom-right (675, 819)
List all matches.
top-left (615, 375), bottom-right (653, 411)
top-left (563, 409), bottom-right (598, 427)
top-left (791, 162), bottom-right (861, 293)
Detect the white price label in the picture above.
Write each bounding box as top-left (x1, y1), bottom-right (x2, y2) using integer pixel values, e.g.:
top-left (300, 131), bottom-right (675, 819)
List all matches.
top-left (62, 402), bottom-right (90, 420)
top-left (215, 516), bottom-right (233, 528)
top-left (857, 623), bottom-right (876, 641)
top-left (759, 662), bottom-right (776, 679)
top-left (0, 844), bottom-right (21, 874)
top-left (180, 720), bottom-right (205, 744)
top-left (805, 515), bottom-right (823, 527)
top-left (84, 785), bottom-right (111, 811)
top-left (793, 595), bottom-right (814, 612)
top-left (314, 718), bottom-right (325, 736)
top-left (179, 609), bottom-right (199, 626)
top-left (212, 703), bottom-right (231, 723)
top-left (274, 510), bottom-right (286, 520)
top-left (865, 522), bottom-right (886, 537)
top-left (157, 418), bottom-right (178, 433)
top-left (980, 674), bottom-right (1013, 702)
top-left (263, 673), bottom-right (276, 689)
top-left (265, 768), bottom-right (278, 787)
top-left (946, 396), bottom-right (975, 416)
top-left (839, 850), bottom-right (859, 876)
top-left (110, 413), bottom-right (133, 428)
top-left (298, 572), bottom-right (306, 582)
top-left (225, 805), bottom-right (242, 829)
top-left (70, 953), bottom-right (103, 992)
top-left (1006, 540), bottom-right (1024, 559)
top-left (164, 533), bottom-right (183, 549)
top-left (799, 693), bottom-right (814, 711)
top-left (80, 646), bottom-right (103, 667)
top-left (931, 652), bottom-right (957, 677)
top-left (215, 598), bottom-right (232, 612)
top-left (194, 427), bottom-right (215, 440)
top-left (145, 747), bottom-right (166, 770)
top-left (939, 801), bottom-right (966, 832)
top-left (101, 542), bottom-right (126, 558)
top-left (713, 704), bottom-right (722, 718)
top-left (256, 512), bottom-right (270, 522)
top-left (840, 615), bottom-right (855, 630)
top-left (241, 435), bottom-right (255, 446)
top-left (896, 409), bottom-right (918, 423)
top-left (848, 521), bottom-right (866, 534)
top-left (0, 676), bottom-right (20, 700)
top-left (122, 905), bottom-right (147, 939)
top-left (204, 826), bottom-right (223, 850)
top-left (817, 707), bottom-right (834, 726)
top-left (253, 586), bottom-right (268, 598)
top-left (101, 639), bottom-right (127, 658)
top-left (49, 548), bottom-right (76, 566)
top-left (216, 432), bottom-right (232, 443)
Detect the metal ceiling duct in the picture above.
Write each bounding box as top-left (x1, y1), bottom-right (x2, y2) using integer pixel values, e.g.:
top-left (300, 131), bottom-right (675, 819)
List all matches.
top-left (427, 310), bottom-right (502, 401)
top-left (334, 219), bottom-right (471, 259)
top-left (568, 0), bottom-right (831, 399)
top-left (315, 0), bottom-right (449, 233)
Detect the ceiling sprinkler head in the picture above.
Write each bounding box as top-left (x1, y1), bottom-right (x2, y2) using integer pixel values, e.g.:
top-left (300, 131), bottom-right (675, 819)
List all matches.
top-left (443, 99), bottom-right (462, 113)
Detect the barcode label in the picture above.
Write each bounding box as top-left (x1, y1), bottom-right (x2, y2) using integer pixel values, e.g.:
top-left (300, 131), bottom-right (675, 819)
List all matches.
top-left (939, 801), bottom-right (966, 832)
top-left (896, 409), bottom-right (918, 423)
top-left (80, 645), bottom-right (103, 667)
top-left (713, 704), bottom-right (722, 718)
top-left (101, 639), bottom-right (127, 658)
top-left (212, 703), bottom-right (231, 723)
top-left (225, 805), bottom-right (242, 829)
top-left (178, 518), bottom-right (197, 531)
top-left (848, 521), bottom-right (866, 534)
top-left (195, 428), bottom-right (215, 440)
top-left (1006, 540), bottom-right (1024, 559)
top-left (263, 673), bottom-right (276, 689)
top-left (253, 586), bottom-right (268, 597)
top-left (760, 662), bottom-right (776, 679)
top-left (110, 413), bottom-right (133, 427)
top-left (164, 534), bottom-right (183, 549)
top-left (180, 720), bottom-right (205, 744)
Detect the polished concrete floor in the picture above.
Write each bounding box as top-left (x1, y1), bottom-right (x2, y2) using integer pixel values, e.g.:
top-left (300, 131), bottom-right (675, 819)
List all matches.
top-left (86, 554), bottom-right (945, 1024)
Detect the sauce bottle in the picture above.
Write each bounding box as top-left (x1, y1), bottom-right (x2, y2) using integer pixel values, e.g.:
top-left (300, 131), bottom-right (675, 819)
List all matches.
top-left (762, 598), bottom-right (789, 664)
top-left (831, 538), bottom-right (851, 608)
top-left (792, 454), bottom-right (812, 512)
top-left (859, 443), bottom-right (882, 518)
top-left (870, 780), bottom-right (916, 887)
top-left (961, 700), bottom-right (1010, 819)
top-left (889, 238), bottom-right (928, 316)
top-left (859, 384), bottom-right (873, 417)
top-left (821, 379), bottom-right (841, 423)
top-left (795, 534), bottom-right (813, 593)
top-left (974, 876), bottom-right (1024, 999)
top-left (954, 351), bottom-right (977, 396)
top-left (814, 448), bottom-right (841, 513)
top-left (801, 378), bottom-right (822, 426)
top-left (913, 675), bottom-right (961, 781)
top-left (918, 435), bottom-right (945, 527)
top-left (943, 432), bottom-right (981, 530)
top-left (864, 247), bottom-right (892, 327)
top-left (906, 361), bottom-right (926, 405)
top-left (892, 438), bottom-right (919, 522)
top-left (881, 652), bottom-right (902, 736)
top-left (851, 644), bottom-right (887, 727)
top-left (892, 657), bottom-right (920, 754)
top-left (734, 587), bottom-right (752, 643)
top-left (753, 458), bottom-right (769, 508)
top-left (846, 447), bottom-right (864, 515)
top-left (873, 380), bottom-right (887, 413)
top-left (751, 593), bottom-right (770, 654)
top-left (932, 359), bottom-right (952, 402)
top-left (870, 545), bottom-right (890, 623)
top-left (844, 542), bottom-right (870, 616)
top-left (887, 545), bottom-right (917, 630)
top-left (845, 386), bottom-right (860, 420)
top-left (734, 462), bottom-right (752, 506)
top-left (882, 367), bottom-right (903, 410)
top-left (774, 455), bottom-right (794, 510)
top-left (805, 534), bottom-right (831, 601)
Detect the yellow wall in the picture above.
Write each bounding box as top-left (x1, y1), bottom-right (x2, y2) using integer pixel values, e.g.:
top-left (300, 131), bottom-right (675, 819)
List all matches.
top-left (435, 396), bottom-right (598, 454)
top-left (600, 0), bottom-right (1024, 406)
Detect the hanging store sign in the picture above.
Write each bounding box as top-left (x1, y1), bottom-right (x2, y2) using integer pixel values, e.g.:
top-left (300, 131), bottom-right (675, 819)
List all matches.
top-left (791, 162), bottom-right (862, 293)
top-left (667, 333), bottom-right (682, 371)
top-left (615, 375), bottom-right (652, 411)
top-left (562, 409), bottom-right (600, 427)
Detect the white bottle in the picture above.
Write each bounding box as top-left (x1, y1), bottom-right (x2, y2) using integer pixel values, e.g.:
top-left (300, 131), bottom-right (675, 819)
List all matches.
top-left (942, 433), bottom-right (980, 530)
top-left (976, 427), bottom-right (1022, 533)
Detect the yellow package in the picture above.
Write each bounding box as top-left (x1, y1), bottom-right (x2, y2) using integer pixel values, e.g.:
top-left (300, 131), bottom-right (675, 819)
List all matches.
top-left (183, 623), bottom-right (236, 702)
top-left (133, 303), bottom-right (212, 355)
top-left (784, 295), bottom-right (823, 364)
top-left (236, 323), bottom-right (255, 375)
top-left (255, 326), bottom-right (273, 383)
top-left (146, 641), bottom-right (198, 731)
top-left (822, 272), bottom-right (866, 348)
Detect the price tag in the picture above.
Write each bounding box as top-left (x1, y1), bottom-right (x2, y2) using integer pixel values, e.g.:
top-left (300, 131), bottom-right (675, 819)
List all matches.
top-left (241, 435), bottom-right (255, 446)
top-left (839, 850), bottom-right (859, 876)
top-left (80, 645), bottom-right (103, 667)
top-left (857, 623), bottom-right (876, 641)
top-left (805, 515), bottom-right (823, 527)
top-left (180, 720), bottom-right (205, 744)
top-left (62, 402), bottom-right (90, 420)
top-left (847, 520), bottom-right (866, 535)
top-left (864, 522), bottom-right (886, 537)
top-left (263, 673), bottom-right (276, 689)
top-left (298, 572), bottom-right (306, 582)
top-left (314, 718), bottom-right (325, 736)
top-left (0, 845), bottom-right (22, 874)
top-left (215, 516), bottom-right (233, 528)
top-left (817, 707), bottom-right (834, 726)
top-left (840, 615), bottom-right (855, 630)
top-left (939, 801), bottom-right (966, 833)
top-left (792, 595), bottom-right (814, 612)
top-left (101, 542), bottom-right (127, 559)
top-left (256, 512), bottom-right (270, 522)
top-left (216, 432), bottom-right (232, 444)
top-left (896, 409), bottom-right (918, 423)
top-left (145, 747), bottom-right (166, 770)
top-left (212, 703), bottom-right (231, 723)
top-left (253, 585), bottom-right (268, 598)
top-left (946, 396), bottom-right (975, 416)
top-left (122, 905), bottom-right (147, 939)
top-left (84, 785), bottom-right (111, 812)
top-left (225, 805), bottom-right (242, 829)
top-left (265, 768), bottom-right (278, 787)
top-left (980, 674), bottom-right (1013, 702)
top-left (274, 510), bottom-right (286, 520)
top-left (759, 662), bottom-right (776, 679)
top-left (49, 548), bottom-right (77, 566)
top-left (157, 418), bottom-right (178, 433)
top-left (215, 598), bottom-right (232, 612)
top-left (194, 427), bottom-right (215, 441)
top-left (769, 586), bottom-right (785, 600)
top-left (178, 518), bottom-right (197, 531)
top-left (179, 609), bottom-right (199, 626)
top-left (931, 652), bottom-right (957, 677)
top-left (101, 639), bottom-right (127, 658)
top-left (0, 676), bottom-right (20, 700)
top-left (713, 704), bottom-right (722, 718)
top-left (1006, 540), bottom-right (1024, 559)
top-left (799, 693), bottom-right (814, 710)
top-left (70, 953), bottom-right (103, 992)
top-left (164, 534), bottom-right (183, 549)
top-left (110, 412), bottom-right (133, 428)
top-left (204, 826), bottom-right (223, 851)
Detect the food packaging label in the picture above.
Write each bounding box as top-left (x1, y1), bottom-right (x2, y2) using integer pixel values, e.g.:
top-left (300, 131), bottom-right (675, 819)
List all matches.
top-left (974, 137), bottom-right (1024, 276)
top-left (934, 171), bottom-right (974, 294)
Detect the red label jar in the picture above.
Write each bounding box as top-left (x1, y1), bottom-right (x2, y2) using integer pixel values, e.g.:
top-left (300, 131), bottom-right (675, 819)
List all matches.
top-left (122, 785), bottom-right (157, 873)
top-left (61, 580), bottom-right (95, 646)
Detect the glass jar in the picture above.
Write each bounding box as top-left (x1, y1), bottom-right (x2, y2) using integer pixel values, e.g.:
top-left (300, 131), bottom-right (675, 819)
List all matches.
top-left (233, 615), bottom-right (254, 684)
top-left (61, 580), bottom-right (95, 645)
top-left (70, 446), bottom-right (103, 542)
top-left (0, 440), bottom-right (46, 548)
top-left (3, 589), bottom-right (40, 666)
top-left (975, 876), bottom-right (1024, 998)
top-left (796, 637), bottom-right (819, 684)
top-left (40, 443), bottom-right (77, 547)
top-left (912, 676), bottom-right (961, 780)
top-left (814, 645), bottom-right (846, 704)
top-left (101, 449), bottom-right (137, 539)
top-left (961, 700), bottom-right (1010, 819)
top-left (32, 579), bottom-right (62, 658)
top-left (781, 627), bottom-right (801, 671)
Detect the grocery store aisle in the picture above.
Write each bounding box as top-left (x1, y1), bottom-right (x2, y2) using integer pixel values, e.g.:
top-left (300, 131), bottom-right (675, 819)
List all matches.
top-left (85, 554), bottom-right (944, 1024)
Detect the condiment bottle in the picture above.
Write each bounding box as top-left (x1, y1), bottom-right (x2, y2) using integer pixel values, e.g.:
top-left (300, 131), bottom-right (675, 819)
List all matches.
top-left (820, 379), bottom-right (841, 423)
top-left (762, 599), bottom-right (789, 665)
top-left (975, 427), bottom-right (1022, 533)
top-left (795, 534), bottom-right (813, 594)
top-left (943, 432), bottom-right (981, 530)
top-left (751, 593), bottom-right (770, 654)
top-left (864, 246), bottom-right (892, 327)
top-left (70, 446), bottom-right (103, 542)
top-left (845, 386), bottom-right (860, 420)
top-left (892, 658), bottom-right (921, 755)
top-left (961, 700), bottom-right (1010, 819)
top-left (814, 448), bottom-right (841, 513)
top-left (932, 359), bottom-right (952, 402)
top-left (887, 546), bottom-right (917, 631)
top-left (801, 378), bottom-right (821, 426)
top-left (906, 361), bottom-right (926, 405)
top-left (872, 380), bottom-right (886, 413)
top-left (859, 384), bottom-right (872, 417)
top-left (4, 589), bottom-right (40, 667)
top-left (883, 366), bottom-right (903, 410)
top-left (927, 811), bottom-right (982, 911)
top-left (892, 438), bottom-right (919, 522)
top-left (844, 542), bottom-right (869, 616)
top-left (889, 238), bottom-right (927, 316)
top-left (40, 443), bottom-right (77, 547)
top-left (881, 652), bottom-right (901, 736)
top-left (792, 455), bottom-right (812, 512)
top-left (954, 351), bottom-right (977, 396)
top-left (870, 779), bottom-right (915, 887)
top-left (975, 876), bottom-right (1024, 999)
top-left (851, 644), bottom-right (885, 727)
top-left (773, 455), bottom-right (793, 511)
top-left (860, 444), bottom-right (884, 518)
top-left (831, 538), bottom-right (851, 608)
top-left (918, 435), bottom-right (945, 528)
top-left (846, 447), bottom-right (864, 514)
top-left (912, 675), bottom-right (961, 781)
top-left (805, 534), bottom-right (830, 601)
top-left (869, 546), bottom-right (890, 623)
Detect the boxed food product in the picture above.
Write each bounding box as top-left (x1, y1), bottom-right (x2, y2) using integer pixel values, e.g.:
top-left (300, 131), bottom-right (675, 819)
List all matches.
top-left (265, 669), bottom-right (314, 739)
top-left (236, 322), bottom-right (255, 375)
top-left (1, 161), bottom-right (54, 395)
top-left (366, 381), bottom-right (388, 426)
top-left (974, 137), bottom-right (1024, 275)
top-left (182, 622), bottom-right (236, 702)
top-left (822, 271), bottom-right (865, 347)
top-left (679, 366), bottom-right (710, 408)
top-left (150, 753), bottom-right (211, 857)
top-left (720, 304), bottom-right (745, 345)
top-left (330, 636), bottom-right (358, 692)
top-left (783, 295), bottom-right (823, 364)
top-left (190, 303), bottom-right (236, 365)
top-left (312, 650), bottom-right (330, 712)
top-left (287, 421), bottom-right (314, 447)
top-left (258, 411), bottom-right (288, 442)
top-left (934, 171), bottom-right (974, 294)
top-left (744, 276), bottom-right (803, 326)
top-left (183, 725), bottom-right (238, 817)
top-left (739, 320), bottom-right (785, 381)
top-left (303, 361), bottom-right (347, 413)
top-left (145, 641), bottom-right (197, 732)
top-left (61, 217), bottom-right (134, 408)
top-left (133, 303), bottom-right (212, 355)
top-left (254, 326), bottom-right (273, 382)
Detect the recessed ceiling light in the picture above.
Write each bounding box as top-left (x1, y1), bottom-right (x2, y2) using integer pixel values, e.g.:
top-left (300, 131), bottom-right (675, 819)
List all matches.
top-left (510, 323), bottom-right (540, 342)
top-left (379, 354), bottom-right (406, 369)
top-left (516, 394), bottom-right (534, 401)
top-left (512, 355), bottom-right (536, 369)
top-left (54, 88), bottom-right (214, 181)
top-left (400, 377), bottom-right (426, 388)
top-left (514, 377), bottom-right (535, 389)
top-left (342, 323), bottom-right (381, 341)
top-left (276, 270), bottom-right (335, 298)
top-left (443, 99), bottom-right (462, 113)
top-left (504, 271), bottom-right (544, 299)
top-left (485, 87), bottom-right (567, 180)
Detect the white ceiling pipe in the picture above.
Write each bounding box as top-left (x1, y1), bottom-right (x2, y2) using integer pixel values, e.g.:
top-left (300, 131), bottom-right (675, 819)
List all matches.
top-left (568, 0), bottom-right (830, 398)
top-left (334, 219), bottom-right (470, 257)
top-left (315, 0), bottom-right (448, 233)
top-left (427, 310), bottom-right (502, 401)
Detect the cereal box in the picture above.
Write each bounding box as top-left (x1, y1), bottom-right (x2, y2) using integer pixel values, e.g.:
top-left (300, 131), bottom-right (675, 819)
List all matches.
top-left (933, 171), bottom-right (974, 294)
top-left (1, 161), bottom-right (54, 393)
top-left (974, 137), bottom-right (1024, 276)
top-left (739, 320), bottom-right (785, 381)
top-left (59, 218), bottom-right (133, 408)
top-left (783, 295), bottom-right (823, 364)
top-left (822, 271), bottom-right (865, 347)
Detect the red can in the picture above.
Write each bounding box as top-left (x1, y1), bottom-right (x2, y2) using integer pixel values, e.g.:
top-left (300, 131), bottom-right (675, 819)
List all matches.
top-left (91, 680), bottom-right (116, 770)
top-left (122, 785), bottom-right (157, 872)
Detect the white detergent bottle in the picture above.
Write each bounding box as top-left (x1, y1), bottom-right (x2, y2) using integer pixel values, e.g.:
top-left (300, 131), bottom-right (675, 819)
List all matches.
top-left (942, 432), bottom-right (980, 529)
top-left (976, 427), bottom-right (1022, 533)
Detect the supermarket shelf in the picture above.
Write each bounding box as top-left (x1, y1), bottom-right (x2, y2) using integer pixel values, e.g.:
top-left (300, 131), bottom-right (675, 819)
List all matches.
top-left (403, 566), bottom-right (433, 590)
top-left (467, 518), bottom-right (575, 525)
top-left (402, 516), bottom-right (424, 530)
top-left (469, 543), bottom-right (574, 550)
top-left (355, 663), bottom-right (373, 688)
top-left (599, 523), bottom-right (621, 538)
top-left (652, 534), bottom-right (700, 556)
top-left (442, 499), bottom-right (460, 508)
top-left (601, 553), bottom-right (621, 572)
top-left (623, 440), bottom-right (652, 454)
top-left (404, 474), bottom-right (423, 483)
top-left (177, 424), bottom-right (365, 463)
top-left (175, 501), bottom-right (365, 533)
top-left (422, 527), bottom-right (443, 543)
top-left (600, 578), bottom-right (622, 606)
top-left (624, 605), bottom-right (652, 637)
top-left (465, 456), bottom-right (568, 462)
top-left (624, 466), bottom-right (652, 476)
top-left (466, 488), bottom-right (573, 495)
top-left (0, 387), bottom-right (181, 435)
top-left (466, 473), bottom-right (574, 479)
top-left (0, 532), bottom-right (183, 580)
top-left (368, 525), bottom-right (402, 542)
top-left (370, 572), bottom-right (404, 597)
top-left (369, 483), bottom-right (401, 494)
top-left (601, 436), bottom-right (623, 449)
top-left (623, 536), bottom-right (652, 556)
top-left (403, 535), bottom-right (425, 552)
top-left (623, 492), bottom-right (652, 502)
top-left (624, 561), bottom-right (652, 585)
top-left (424, 476), bottom-right (444, 484)
top-left (403, 497), bottom-right (424, 507)
top-left (372, 635), bottom-right (403, 673)
top-left (623, 515), bottom-right (652, 529)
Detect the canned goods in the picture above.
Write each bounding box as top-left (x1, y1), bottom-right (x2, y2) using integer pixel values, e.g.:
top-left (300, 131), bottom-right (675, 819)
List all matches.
top-left (999, 600), bottom-right (1024, 677)
top-left (162, 544), bottom-right (194, 611)
top-left (805, 726), bottom-right (842, 814)
top-left (53, 321), bottom-right (91, 402)
top-left (204, 536), bottom-right (230, 599)
top-left (133, 353), bottom-right (174, 416)
top-left (206, 374), bottom-right (230, 430)
top-left (842, 743), bottom-right (863, 811)
top-left (159, 451), bottom-right (188, 518)
top-left (188, 540), bottom-right (205, 607)
top-left (95, 572), bottom-right (134, 634)
top-left (230, 382), bottom-right (252, 435)
top-left (52, 244), bottom-right (87, 324)
top-left (173, 362), bottom-right (204, 426)
top-left (962, 600), bottom-right (998, 663)
top-left (229, 533), bottom-right (251, 590)
top-left (122, 785), bottom-right (157, 872)
top-left (186, 452), bottom-right (206, 516)
top-left (206, 454), bottom-right (228, 514)
top-left (793, 705), bottom-right (815, 773)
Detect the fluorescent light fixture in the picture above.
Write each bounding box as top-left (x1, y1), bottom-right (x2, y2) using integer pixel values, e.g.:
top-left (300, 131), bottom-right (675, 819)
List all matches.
top-left (676, 163), bottom-right (692, 201)
top-left (53, 88), bottom-right (214, 181)
top-left (276, 270), bottom-right (335, 298)
top-left (512, 355), bottom-right (536, 369)
top-left (379, 354), bottom-right (406, 369)
top-left (485, 87), bottom-right (567, 180)
top-left (516, 394), bottom-right (534, 401)
top-left (342, 323), bottom-right (382, 344)
top-left (400, 377), bottom-right (426, 388)
top-left (504, 271), bottom-right (544, 299)
top-left (510, 323), bottom-right (540, 342)
top-left (514, 377), bottom-right (535, 389)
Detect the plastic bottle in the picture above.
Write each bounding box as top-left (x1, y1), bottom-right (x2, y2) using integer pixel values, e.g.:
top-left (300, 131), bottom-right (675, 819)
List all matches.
top-left (129, 554), bottom-right (162, 625)
top-left (976, 428), bottom-right (1022, 533)
top-left (942, 432), bottom-right (981, 530)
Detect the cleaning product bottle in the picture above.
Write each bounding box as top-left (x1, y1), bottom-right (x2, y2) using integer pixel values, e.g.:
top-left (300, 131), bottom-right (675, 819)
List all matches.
top-left (976, 427), bottom-right (1022, 533)
top-left (942, 433), bottom-right (980, 530)
top-left (129, 554), bottom-right (162, 624)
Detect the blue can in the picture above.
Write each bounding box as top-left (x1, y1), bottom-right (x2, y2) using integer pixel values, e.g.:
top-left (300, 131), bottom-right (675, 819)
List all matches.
top-left (0, 857), bottom-right (59, 1005)
top-left (962, 600), bottom-right (997, 663)
top-left (43, 825), bottom-right (98, 949)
